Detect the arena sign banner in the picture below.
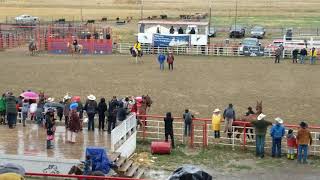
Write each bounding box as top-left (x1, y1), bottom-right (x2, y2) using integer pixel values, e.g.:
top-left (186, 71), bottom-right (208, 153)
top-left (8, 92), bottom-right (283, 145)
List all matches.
top-left (153, 34), bottom-right (190, 47)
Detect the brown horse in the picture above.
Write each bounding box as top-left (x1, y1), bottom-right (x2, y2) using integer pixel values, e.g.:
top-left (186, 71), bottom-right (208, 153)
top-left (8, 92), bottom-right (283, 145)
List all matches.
top-left (234, 101), bottom-right (263, 139)
top-left (137, 95), bottom-right (152, 127)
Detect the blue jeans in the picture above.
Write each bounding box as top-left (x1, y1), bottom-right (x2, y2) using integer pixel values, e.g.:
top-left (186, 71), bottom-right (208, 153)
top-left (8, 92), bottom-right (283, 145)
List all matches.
top-left (272, 137), bottom-right (282, 157)
top-left (310, 57), bottom-right (316, 64)
top-left (300, 55), bottom-right (306, 64)
top-left (256, 135), bottom-right (265, 157)
top-left (22, 112), bottom-right (28, 126)
top-left (298, 144), bottom-right (308, 163)
top-left (87, 113), bottom-right (95, 131)
top-left (159, 63), bottom-right (164, 71)
top-left (7, 113), bottom-right (17, 128)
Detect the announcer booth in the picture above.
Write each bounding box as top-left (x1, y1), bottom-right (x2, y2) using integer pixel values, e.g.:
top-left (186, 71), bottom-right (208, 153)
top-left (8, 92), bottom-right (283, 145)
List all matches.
top-left (137, 20), bottom-right (209, 47)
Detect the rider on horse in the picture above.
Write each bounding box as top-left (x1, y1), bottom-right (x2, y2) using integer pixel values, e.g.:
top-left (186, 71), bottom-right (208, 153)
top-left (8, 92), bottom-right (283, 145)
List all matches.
top-left (72, 39), bottom-right (78, 52)
top-left (133, 41), bottom-right (142, 56)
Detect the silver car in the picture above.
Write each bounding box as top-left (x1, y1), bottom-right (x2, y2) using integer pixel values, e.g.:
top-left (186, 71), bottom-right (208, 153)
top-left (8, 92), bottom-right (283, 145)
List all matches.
top-left (15, 14), bottom-right (39, 25)
top-left (250, 26), bottom-right (265, 39)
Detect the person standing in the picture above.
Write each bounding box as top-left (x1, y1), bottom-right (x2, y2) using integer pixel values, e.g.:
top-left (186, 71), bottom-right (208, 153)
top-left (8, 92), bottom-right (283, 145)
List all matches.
top-left (45, 108), bottom-right (56, 149)
top-left (287, 129), bottom-right (297, 160)
top-left (183, 109), bottom-right (193, 137)
top-left (251, 113), bottom-right (272, 158)
top-left (158, 51), bottom-right (166, 71)
top-left (84, 95), bottom-right (98, 131)
top-left (68, 103), bottom-right (81, 143)
top-left (297, 121), bottom-right (312, 164)
top-left (300, 48), bottom-right (307, 64)
top-left (35, 99), bottom-right (45, 125)
top-left (167, 52), bottom-right (175, 71)
top-left (21, 99), bottom-right (29, 127)
top-left (212, 108), bottom-right (222, 138)
top-left (63, 95), bottom-right (71, 128)
top-left (164, 112), bottom-right (175, 148)
top-left (309, 47), bottom-right (317, 65)
top-left (98, 98), bottom-right (108, 131)
top-left (274, 47), bottom-right (281, 63)
top-left (56, 101), bottom-right (64, 121)
top-left (270, 117), bottom-right (285, 157)
top-left (29, 101), bottom-right (37, 121)
top-left (292, 49), bottom-right (299, 63)
top-left (0, 94), bottom-right (6, 125)
top-left (108, 96), bottom-right (119, 133)
top-left (223, 104), bottom-right (236, 138)
top-left (5, 92), bottom-right (17, 129)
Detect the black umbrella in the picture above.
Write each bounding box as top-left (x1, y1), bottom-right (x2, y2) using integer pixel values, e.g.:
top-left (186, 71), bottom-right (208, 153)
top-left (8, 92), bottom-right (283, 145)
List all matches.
top-left (44, 102), bottom-right (64, 109)
top-left (168, 165), bottom-right (213, 180)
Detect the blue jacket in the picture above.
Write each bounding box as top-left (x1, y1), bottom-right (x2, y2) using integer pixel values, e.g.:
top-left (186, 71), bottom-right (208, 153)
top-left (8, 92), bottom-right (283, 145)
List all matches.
top-left (158, 54), bottom-right (166, 64)
top-left (270, 124), bottom-right (285, 139)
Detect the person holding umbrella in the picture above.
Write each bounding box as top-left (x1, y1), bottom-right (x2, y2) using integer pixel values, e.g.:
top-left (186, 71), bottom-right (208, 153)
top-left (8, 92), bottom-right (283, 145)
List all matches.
top-left (67, 103), bottom-right (81, 143)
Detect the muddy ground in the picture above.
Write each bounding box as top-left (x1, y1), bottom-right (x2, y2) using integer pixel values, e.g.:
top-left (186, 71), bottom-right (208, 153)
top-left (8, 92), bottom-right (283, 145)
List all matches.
top-left (0, 50), bottom-right (319, 124)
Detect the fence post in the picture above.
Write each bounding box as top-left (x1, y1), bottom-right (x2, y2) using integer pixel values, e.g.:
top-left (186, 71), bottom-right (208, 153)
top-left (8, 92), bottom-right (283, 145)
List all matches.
top-left (243, 124), bottom-right (247, 149)
top-left (190, 123), bottom-right (194, 148)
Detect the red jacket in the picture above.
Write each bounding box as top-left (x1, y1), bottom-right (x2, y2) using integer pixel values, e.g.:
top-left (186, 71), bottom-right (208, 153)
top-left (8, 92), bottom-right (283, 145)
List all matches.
top-left (287, 135), bottom-right (297, 148)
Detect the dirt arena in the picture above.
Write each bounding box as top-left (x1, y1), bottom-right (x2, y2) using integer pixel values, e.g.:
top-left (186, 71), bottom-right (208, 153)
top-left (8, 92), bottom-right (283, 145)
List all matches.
top-left (0, 51), bottom-right (319, 124)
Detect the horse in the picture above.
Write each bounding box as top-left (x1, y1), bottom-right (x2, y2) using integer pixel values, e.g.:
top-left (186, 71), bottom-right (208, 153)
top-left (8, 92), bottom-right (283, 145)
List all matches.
top-left (67, 42), bottom-right (83, 56)
top-left (137, 95), bottom-right (152, 127)
top-left (29, 41), bottom-right (37, 56)
top-left (234, 101), bottom-right (263, 140)
top-left (130, 47), bottom-right (143, 64)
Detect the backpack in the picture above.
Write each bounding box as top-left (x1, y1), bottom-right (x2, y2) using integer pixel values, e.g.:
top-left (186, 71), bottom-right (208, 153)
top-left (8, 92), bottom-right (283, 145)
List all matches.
top-left (184, 112), bottom-right (193, 124)
top-left (224, 108), bottom-right (234, 119)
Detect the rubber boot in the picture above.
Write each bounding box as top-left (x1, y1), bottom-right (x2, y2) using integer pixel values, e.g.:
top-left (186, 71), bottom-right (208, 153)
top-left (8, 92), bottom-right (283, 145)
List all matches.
top-left (290, 154), bottom-right (295, 160)
top-left (287, 154), bottom-right (290, 159)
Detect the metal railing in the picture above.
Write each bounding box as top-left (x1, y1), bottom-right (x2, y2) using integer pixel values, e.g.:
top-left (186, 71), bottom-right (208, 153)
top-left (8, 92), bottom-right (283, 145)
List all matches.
top-left (137, 115), bottom-right (320, 155)
top-left (25, 172), bottom-right (142, 180)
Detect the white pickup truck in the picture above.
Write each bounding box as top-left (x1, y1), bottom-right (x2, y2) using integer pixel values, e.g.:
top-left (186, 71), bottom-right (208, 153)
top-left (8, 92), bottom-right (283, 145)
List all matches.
top-left (15, 14), bottom-right (39, 25)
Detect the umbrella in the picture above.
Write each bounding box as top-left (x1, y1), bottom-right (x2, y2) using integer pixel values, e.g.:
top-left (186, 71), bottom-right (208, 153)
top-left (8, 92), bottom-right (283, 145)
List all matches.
top-left (44, 102), bottom-right (64, 109)
top-left (168, 165), bottom-right (212, 180)
top-left (20, 91), bottom-right (39, 100)
top-left (0, 163), bottom-right (26, 176)
top-left (71, 96), bottom-right (81, 102)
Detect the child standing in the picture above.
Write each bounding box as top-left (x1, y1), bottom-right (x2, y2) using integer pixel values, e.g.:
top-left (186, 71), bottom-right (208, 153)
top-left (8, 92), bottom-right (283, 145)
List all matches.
top-left (270, 117), bottom-right (285, 158)
top-left (287, 129), bottom-right (297, 160)
top-left (211, 108), bottom-right (222, 138)
top-left (45, 108), bottom-right (56, 149)
top-left (21, 99), bottom-right (29, 127)
top-left (297, 121), bottom-right (312, 164)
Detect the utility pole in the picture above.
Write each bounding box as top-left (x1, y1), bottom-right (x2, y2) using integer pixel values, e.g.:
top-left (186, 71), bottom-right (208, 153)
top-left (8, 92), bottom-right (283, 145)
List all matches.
top-left (234, 0), bottom-right (238, 28)
top-left (140, 0), bottom-right (144, 20)
top-left (209, 0), bottom-right (212, 28)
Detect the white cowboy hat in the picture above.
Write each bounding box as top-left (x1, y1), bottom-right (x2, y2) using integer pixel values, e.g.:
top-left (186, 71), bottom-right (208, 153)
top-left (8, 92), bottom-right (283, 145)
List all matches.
top-left (47, 97), bottom-right (55, 102)
top-left (87, 94), bottom-right (96, 101)
top-left (257, 113), bottom-right (266, 121)
top-left (63, 94), bottom-right (71, 100)
top-left (275, 117), bottom-right (283, 124)
top-left (213, 108), bottom-right (221, 113)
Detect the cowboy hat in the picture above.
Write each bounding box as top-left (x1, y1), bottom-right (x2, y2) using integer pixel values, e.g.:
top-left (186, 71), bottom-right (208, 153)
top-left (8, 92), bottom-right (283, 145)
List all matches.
top-left (63, 94), bottom-right (71, 100)
top-left (213, 108), bottom-right (221, 113)
top-left (47, 97), bottom-right (55, 102)
top-left (87, 94), bottom-right (96, 101)
top-left (257, 113), bottom-right (266, 121)
top-left (274, 117), bottom-right (283, 124)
